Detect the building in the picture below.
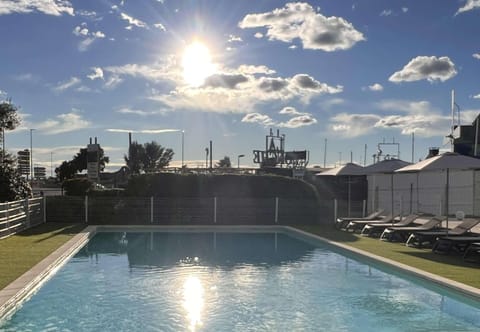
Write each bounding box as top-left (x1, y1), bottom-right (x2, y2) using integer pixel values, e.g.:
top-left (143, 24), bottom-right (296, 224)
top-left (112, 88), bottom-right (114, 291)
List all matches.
top-left (34, 166), bottom-right (46, 180)
top-left (452, 113), bottom-right (480, 157)
top-left (17, 149), bottom-right (30, 177)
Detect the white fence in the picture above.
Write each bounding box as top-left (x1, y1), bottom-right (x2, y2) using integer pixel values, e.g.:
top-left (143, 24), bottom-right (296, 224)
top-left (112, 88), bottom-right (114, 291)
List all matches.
top-left (0, 197), bottom-right (45, 239)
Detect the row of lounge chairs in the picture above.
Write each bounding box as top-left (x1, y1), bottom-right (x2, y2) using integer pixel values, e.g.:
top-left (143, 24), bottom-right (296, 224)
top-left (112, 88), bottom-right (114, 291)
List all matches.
top-left (336, 211), bottom-right (480, 261)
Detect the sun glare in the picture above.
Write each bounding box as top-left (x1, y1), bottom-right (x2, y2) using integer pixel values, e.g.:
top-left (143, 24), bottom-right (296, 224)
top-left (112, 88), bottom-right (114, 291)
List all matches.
top-left (183, 276), bottom-right (204, 331)
top-left (182, 41), bottom-right (215, 87)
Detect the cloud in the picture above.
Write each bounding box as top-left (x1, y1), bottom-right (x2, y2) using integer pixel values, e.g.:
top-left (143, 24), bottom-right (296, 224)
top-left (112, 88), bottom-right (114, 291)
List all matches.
top-left (329, 99), bottom-right (455, 138)
top-left (154, 23), bottom-right (166, 31)
top-left (473, 53), bottom-right (480, 59)
top-left (254, 32), bottom-right (263, 38)
top-left (36, 112), bottom-right (90, 134)
top-left (364, 83), bottom-right (383, 91)
top-left (53, 77), bottom-right (81, 92)
top-left (0, 0), bottom-right (74, 16)
top-left (87, 67), bottom-right (104, 80)
top-left (473, 94), bottom-right (480, 99)
top-left (279, 114), bottom-right (317, 128)
top-left (239, 2), bottom-right (365, 51)
top-left (380, 9), bottom-right (392, 16)
top-left (389, 56), bottom-right (457, 83)
top-left (279, 106), bottom-right (302, 115)
top-left (120, 12), bottom-right (148, 29)
top-left (72, 23), bottom-right (106, 51)
top-left (228, 34), bottom-right (243, 43)
top-left (456, 0), bottom-right (480, 15)
top-left (402, 7), bottom-right (409, 13)
top-left (203, 74), bottom-right (249, 89)
top-left (241, 113), bottom-right (275, 126)
top-left (238, 65), bottom-right (276, 75)
top-left (115, 108), bottom-right (166, 116)
top-left (107, 128), bottom-right (180, 134)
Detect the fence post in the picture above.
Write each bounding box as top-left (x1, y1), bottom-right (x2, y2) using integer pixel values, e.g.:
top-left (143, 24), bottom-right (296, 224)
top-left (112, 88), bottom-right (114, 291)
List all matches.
top-left (6, 201), bottom-right (9, 235)
top-left (362, 200), bottom-right (366, 217)
top-left (213, 197), bottom-right (217, 224)
top-left (43, 196), bottom-right (47, 223)
top-left (85, 196), bottom-right (88, 224)
top-left (25, 198), bottom-right (30, 227)
top-left (150, 196), bottom-right (154, 223)
top-left (334, 199), bottom-right (338, 224)
top-left (274, 197), bottom-right (279, 224)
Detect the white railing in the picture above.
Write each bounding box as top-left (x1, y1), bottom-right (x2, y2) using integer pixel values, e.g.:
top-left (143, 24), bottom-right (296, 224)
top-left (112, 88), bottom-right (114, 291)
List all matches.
top-left (0, 197), bottom-right (45, 239)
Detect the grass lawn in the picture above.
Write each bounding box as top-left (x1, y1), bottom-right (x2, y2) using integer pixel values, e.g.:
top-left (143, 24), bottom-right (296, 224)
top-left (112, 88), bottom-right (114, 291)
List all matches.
top-left (0, 223), bottom-right (85, 291)
top-left (297, 225), bottom-right (480, 289)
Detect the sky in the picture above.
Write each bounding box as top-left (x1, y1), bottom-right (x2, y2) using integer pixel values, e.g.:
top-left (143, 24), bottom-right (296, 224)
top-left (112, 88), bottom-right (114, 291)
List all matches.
top-left (1, 0), bottom-right (480, 174)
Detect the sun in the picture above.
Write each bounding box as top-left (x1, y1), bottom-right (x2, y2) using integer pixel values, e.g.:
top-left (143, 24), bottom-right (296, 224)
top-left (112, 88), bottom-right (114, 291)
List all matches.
top-left (182, 41), bottom-right (215, 87)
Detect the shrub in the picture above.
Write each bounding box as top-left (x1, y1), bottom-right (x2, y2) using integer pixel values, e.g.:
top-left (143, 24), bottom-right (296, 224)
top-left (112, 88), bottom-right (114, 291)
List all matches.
top-left (63, 178), bottom-right (93, 196)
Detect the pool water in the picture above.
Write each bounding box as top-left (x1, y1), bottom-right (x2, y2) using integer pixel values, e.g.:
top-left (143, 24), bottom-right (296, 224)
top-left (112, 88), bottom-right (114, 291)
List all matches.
top-left (1, 231), bottom-right (480, 331)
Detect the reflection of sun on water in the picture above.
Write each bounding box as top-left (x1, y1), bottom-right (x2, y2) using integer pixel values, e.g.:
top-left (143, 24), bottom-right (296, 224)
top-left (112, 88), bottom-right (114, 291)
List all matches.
top-left (183, 276), bottom-right (204, 331)
top-left (182, 41), bottom-right (216, 87)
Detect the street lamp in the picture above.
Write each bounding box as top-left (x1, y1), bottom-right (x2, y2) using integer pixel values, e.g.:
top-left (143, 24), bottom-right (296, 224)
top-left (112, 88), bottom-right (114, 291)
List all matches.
top-left (205, 148), bottom-right (209, 170)
top-left (181, 130), bottom-right (184, 170)
top-left (30, 129), bottom-right (35, 181)
top-left (237, 154), bottom-right (245, 168)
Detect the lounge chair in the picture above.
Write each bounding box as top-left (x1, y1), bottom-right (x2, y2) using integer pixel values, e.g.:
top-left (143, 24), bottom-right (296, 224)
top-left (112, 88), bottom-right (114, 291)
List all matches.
top-left (345, 213), bottom-right (396, 233)
top-left (406, 218), bottom-right (480, 248)
top-left (361, 214), bottom-right (420, 237)
top-left (432, 236), bottom-right (480, 254)
top-left (463, 242), bottom-right (480, 263)
top-left (380, 216), bottom-right (444, 242)
top-left (335, 209), bottom-right (385, 229)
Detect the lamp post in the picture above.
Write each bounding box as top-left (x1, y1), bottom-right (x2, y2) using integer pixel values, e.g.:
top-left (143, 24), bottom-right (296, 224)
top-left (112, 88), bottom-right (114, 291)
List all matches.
top-left (205, 148), bottom-right (209, 170)
top-left (30, 129), bottom-right (35, 181)
top-left (237, 154), bottom-right (245, 168)
top-left (181, 130), bottom-right (184, 170)
top-left (50, 152), bottom-right (54, 178)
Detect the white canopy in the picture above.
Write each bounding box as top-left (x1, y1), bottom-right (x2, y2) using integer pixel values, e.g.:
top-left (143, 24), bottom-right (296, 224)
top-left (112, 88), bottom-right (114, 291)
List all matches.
top-left (396, 152), bottom-right (480, 172)
top-left (316, 163), bottom-right (364, 176)
top-left (363, 159), bottom-right (410, 174)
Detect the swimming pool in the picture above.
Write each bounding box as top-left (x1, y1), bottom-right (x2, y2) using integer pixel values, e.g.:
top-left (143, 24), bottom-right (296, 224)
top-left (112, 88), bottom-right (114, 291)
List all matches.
top-left (1, 229), bottom-right (480, 331)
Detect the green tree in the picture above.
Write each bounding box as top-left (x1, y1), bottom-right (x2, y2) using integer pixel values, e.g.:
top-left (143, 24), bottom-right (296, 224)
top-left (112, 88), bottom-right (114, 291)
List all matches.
top-left (54, 146), bottom-right (109, 181)
top-left (0, 153), bottom-right (31, 202)
top-left (0, 99), bottom-right (21, 161)
top-left (216, 156), bottom-right (232, 168)
top-left (124, 141), bottom-right (174, 174)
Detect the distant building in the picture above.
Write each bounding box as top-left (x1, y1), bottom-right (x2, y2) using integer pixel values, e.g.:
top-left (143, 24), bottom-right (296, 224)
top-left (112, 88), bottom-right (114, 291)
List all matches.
top-left (452, 113), bottom-right (480, 158)
top-left (34, 166), bottom-right (46, 180)
top-left (17, 149), bottom-right (30, 176)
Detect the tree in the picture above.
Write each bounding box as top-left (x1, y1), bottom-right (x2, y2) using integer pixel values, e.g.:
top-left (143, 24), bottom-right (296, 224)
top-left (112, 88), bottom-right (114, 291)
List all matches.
top-left (54, 146), bottom-right (109, 181)
top-left (216, 156), bottom-right (232, 168)
top-left (0, 100), bottom-right (21, 161)
top-left (124, 141), bottom-right (174, 174)
top-left (0, 153), bottom-right (31, 202)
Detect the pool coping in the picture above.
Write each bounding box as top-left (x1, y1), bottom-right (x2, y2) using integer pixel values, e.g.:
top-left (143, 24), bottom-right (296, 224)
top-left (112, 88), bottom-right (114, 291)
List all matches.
top-left (0, 224), bottom-right (479, 321)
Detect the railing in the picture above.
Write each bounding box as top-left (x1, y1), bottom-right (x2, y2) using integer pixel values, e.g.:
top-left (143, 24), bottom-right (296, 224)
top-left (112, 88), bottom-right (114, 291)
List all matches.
top-left (46, 196), bottom-right (332, 225)
top-left (0, 197), bottom-right (45, 239)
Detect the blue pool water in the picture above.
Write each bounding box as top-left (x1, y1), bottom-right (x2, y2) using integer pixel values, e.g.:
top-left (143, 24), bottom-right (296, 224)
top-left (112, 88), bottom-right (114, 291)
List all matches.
top-left (1, 231), bottom-right (480, 331)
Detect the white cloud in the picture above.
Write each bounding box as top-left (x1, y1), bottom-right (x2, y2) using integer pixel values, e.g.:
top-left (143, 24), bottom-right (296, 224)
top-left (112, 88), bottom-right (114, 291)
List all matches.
top-left (238, 65), bottom-right (276, 75)
top-left (365, 83), bottom-right (383, 91)
top-left (380, 9), bottom-right (392, 16)
top-left (87, 67), bottom-right (104, 80)
top-left (254, 32), bottom-right (263, 38)
top-left (473, 53), bottom-right (480, 59)
top-left (73, 23), bottom-right (106, 51)
top-left (279, 106), bottom-right (302, 115)
top-left (36, 112), bottom-right (90, 134)
top-left (241, 113), bottom-right (275, 126)
top-left (329, 99), bottom-right (455, 138)
top-left (228, 34), bottom-right (243, 43)
top-left (402, 7), bottom-right (409, 13)
top-left (115, 108), bottom-right (166, 116)
top-left (120, 12), bottom-right (148, 29)
top-left (53, 77), bottom-right (81, 92)
top-left (279, 114), bottom-right (317, 128)
top-left (0, 0), bottom-right (74, 16)
top-left (473, 94), bottom-right (480, 99)
top-left (154, 23), bottom-right (166, 31)
top-left (456, 0), bottom-right (480, 15)
top-left (289, 45), bottom-right (298, 49)
top-left (389, 56), bottom-right (457, 83)
top-left (239, 2), bottom-right (365, 51)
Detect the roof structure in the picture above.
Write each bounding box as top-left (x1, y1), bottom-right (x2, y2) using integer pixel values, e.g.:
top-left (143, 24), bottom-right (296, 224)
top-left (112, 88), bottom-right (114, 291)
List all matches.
top-left (363, 159), bottom-right (411, 174)
top-left (316, 163), bottom-right (364, 176)
top-left (396, 152), bottom-right (480, 172)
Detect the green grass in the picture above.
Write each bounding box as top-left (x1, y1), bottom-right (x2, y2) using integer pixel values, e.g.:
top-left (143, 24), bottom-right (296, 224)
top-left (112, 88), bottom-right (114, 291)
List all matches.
top-left (0, 223), bottom-right (85, 290)
top-left (297, 225), bottom-right (480, 289)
